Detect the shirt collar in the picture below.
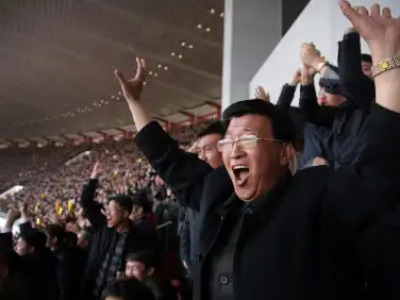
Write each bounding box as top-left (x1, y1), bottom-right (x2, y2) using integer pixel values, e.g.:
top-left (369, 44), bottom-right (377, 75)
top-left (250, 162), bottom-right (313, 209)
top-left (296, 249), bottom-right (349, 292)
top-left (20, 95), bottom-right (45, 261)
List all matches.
top-left (223, 171), bottom-right (292, 218)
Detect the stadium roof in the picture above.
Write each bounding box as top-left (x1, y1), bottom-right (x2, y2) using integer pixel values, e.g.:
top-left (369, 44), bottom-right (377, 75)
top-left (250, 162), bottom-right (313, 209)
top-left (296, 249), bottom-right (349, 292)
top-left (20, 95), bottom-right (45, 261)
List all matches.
top-left (0, 0), bottom-right (222, 141)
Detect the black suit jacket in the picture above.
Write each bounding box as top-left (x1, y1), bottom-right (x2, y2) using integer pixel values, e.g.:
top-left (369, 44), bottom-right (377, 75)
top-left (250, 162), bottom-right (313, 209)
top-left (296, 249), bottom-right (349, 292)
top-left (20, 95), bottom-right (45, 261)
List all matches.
top-left (134, 103), bottom-right (400, 300)
top-left (79, 180), bottom-right (157, 300)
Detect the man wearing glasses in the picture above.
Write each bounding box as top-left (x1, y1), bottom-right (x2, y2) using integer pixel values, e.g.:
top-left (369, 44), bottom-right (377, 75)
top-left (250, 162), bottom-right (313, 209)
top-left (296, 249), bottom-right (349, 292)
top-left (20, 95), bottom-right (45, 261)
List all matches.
top-left (114, 4), bottom-right (400, 295)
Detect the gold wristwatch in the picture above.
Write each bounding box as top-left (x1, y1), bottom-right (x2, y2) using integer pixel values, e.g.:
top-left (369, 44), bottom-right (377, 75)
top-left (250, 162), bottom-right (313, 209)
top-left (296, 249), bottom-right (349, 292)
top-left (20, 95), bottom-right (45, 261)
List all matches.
top-left (371, 53), bottom-right (400, 77)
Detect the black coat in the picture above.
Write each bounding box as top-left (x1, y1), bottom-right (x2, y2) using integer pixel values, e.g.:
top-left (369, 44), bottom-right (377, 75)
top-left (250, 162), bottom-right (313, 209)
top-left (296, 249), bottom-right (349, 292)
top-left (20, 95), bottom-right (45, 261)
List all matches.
top-left (0, 223), bottom-right (59, 300)
top-left (79, 179), bottom-right (157, 300)
top-left (134, 104), bottom-right (400, 300)
top-left (55, 245), bottom-right (87, 300)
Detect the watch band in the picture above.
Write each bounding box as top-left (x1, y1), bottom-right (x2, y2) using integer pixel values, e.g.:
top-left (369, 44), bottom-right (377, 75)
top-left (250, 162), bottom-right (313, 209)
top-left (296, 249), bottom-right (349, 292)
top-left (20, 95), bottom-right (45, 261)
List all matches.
top-left (371, 53), bottom-right (400, 78)
top-left (316, 62), bottom-right (327, 72)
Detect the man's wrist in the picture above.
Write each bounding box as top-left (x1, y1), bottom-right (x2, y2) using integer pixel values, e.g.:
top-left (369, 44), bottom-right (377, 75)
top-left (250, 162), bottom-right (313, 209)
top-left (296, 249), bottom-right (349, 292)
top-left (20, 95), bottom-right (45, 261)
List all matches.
top-left (301, 76), bottom-right (313, 85)
top-left (345, 28), bottom-right (357, 34)
top-left (311, 58), bottom-right (326, 71)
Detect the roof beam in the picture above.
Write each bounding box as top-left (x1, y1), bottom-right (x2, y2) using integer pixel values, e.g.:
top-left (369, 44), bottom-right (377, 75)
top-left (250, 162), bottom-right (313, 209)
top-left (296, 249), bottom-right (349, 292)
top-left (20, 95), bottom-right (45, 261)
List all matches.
top-left (178, 110), bottom-right (196, 118)
top-left (204, 101), bottom-right (221, 108)
top-left (0, 2), bottom-right (221, 82)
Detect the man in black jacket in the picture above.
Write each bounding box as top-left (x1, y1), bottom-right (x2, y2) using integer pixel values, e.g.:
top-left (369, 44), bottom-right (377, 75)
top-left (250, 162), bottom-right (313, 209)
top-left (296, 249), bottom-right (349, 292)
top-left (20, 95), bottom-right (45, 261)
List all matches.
top-left (113, 3), bottom-right (400, 299)
top-left (80, 162), bottom-right (157, 300)
top-left (181, 121), bottom-right (226, 273)
top-left (0, 210), bottom-right (59, 300)
top-left (46, 224), bottom-right (87, 300)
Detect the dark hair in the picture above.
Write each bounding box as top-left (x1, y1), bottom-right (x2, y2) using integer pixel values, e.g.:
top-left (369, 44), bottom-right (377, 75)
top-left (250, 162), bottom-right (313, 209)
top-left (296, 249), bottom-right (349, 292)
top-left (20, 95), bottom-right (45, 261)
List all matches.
top-left (64, 231), bottom-right (78, 247)
top-left (0, 247), bottom-right (20, 273)
top-left (153, 186), bottom-right (167, 202)
top-left (132, 189), bottom-right (152, 213)
top-left (101, 278), bottom-right (155, 300)
top-left (197, 121), bottom-right (226, 138)
top-left (108, 194), bottom-right (134, 214)
top-left (361, 53), bottom-right (372, 64)
top-left (46, 224), bottom-right (65, 239)
top-left (222, 99), bottom-right (296, 144)
top-left (19, 229), bottom-right (47, 251)
top-left (126, 250), bottom-right (160, 269)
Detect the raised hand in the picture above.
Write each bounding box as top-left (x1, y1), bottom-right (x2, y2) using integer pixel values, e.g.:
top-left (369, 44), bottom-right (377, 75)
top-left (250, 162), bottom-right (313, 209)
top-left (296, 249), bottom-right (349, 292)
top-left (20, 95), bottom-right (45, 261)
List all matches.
top-left (339, 0), bottom-right (400, 62)
top-left (114, 57), bottom-right (147, 103)
top-left (301, 63), bottom-right (317, 78)
top-left (18, 202), bottom-right (29, 219)
top-left (290, 69), bottom-right (302, 86)
top-left (5, 209), bottom-right (20, 228)
top-left (255, 86), bottom-right (270, 102)
top-left (300, 43), bottom-right (325, 70)
top-left (91, 161), bottom-right (104, 179)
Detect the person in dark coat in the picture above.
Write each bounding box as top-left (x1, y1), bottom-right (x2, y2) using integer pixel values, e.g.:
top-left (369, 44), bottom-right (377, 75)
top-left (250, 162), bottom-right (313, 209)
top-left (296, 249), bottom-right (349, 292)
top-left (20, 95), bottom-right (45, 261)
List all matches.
top-left (0, 247), bottom-right (30, 300)
top-left (125, 251), bottom-right (178, 300)
top-left (16, 224), bottom-right (59, 300)
top-left (130, 189), bottom-right (157, 240)
top-left (101, 278), bottom-right (155, 300)
top-left (180, 121), bottom-right (226, 273)
top-left (271, 29), bottom-right (375, 170)
top-left (80, 162), bottom-right (157, 300)
top-left (46, 224), bottom-right (87, 300)
top-left (113, 16), bottom-right (400, 299)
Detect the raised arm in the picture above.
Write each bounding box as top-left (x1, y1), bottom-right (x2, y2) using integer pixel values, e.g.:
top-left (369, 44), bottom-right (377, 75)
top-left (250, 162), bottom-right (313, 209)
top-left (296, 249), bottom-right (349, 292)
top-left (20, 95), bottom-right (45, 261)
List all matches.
top-left (338, 29), bottom-right (375, 111)
top-left (0, 210), bottom-right (19, 249)
top-left (115, 58), bottom-right (214, 211)
top-left (80, 162), bottom-right (106, 230)
top-left (324, 0), bottom-right (400, 251)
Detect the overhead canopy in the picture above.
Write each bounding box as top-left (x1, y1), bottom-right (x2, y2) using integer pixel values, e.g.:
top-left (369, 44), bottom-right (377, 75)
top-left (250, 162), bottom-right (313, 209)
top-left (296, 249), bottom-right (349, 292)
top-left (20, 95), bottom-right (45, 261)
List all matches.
top-left (0, 0), bottom-right (223, 140)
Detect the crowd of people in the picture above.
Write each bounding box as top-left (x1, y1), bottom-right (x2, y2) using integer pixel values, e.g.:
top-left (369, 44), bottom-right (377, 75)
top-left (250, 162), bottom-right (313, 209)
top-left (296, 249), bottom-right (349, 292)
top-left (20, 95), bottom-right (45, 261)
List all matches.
top-left (1, 1), bottom-right (400, 299)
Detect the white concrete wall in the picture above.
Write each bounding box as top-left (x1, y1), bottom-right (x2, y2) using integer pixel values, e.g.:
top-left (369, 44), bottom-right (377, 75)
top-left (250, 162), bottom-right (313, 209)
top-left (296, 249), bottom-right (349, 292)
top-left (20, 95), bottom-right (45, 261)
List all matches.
top-left (222, 0), bottom-right (282, 110)
top-left (249, 0), bottom-right (400, 106)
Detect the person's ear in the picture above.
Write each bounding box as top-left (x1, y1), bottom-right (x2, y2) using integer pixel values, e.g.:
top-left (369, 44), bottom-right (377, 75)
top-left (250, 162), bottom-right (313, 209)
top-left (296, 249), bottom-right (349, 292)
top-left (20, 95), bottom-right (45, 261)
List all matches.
top-left (279, 143), bottom-right (295, 167)
top-left (137, 207), bottom-right (143, 215)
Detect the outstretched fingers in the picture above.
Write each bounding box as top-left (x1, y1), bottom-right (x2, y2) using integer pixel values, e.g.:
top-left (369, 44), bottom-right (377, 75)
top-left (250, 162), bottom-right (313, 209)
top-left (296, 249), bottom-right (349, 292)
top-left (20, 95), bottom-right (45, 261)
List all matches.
top-left (132, 57), bottom-right (147, 82)
top-left (382, 7), bottom-right (392, 19)
top-left (339, 0), bottom-right (364, 29)
top-left (114, 69), bottom-right (128, 87)
top-left (370, 3), bottom-right (381, 20)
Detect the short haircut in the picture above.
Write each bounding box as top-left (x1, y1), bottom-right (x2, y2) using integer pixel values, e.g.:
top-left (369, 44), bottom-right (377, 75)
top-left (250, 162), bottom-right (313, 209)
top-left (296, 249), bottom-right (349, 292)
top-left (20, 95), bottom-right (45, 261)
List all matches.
top-left (64, 231), bottom-right (78, 246)
top-left (197, 121), bottom-right (226, 138)
top-left (101, 278), bottom-right (155, 300)
top-left (132, 189), bottom-right (152, 213)
top-left (19, 229), bottom-right (47, 251)
top-left (108, 194), bottom-right (134, 214)
top-left (222, 99), bottom-right (296, 144)
top-left (126, 250), bottom-right (160, 269)
top-left (361, 53), bottom-right (372, 64)
top-left (46, 224), bottom-right (65, 240)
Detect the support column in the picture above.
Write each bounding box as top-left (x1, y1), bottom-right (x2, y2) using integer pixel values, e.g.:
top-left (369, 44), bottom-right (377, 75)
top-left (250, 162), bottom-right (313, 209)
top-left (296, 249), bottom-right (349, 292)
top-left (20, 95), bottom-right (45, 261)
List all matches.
top-left (222, 0), bottom-right (282, 110)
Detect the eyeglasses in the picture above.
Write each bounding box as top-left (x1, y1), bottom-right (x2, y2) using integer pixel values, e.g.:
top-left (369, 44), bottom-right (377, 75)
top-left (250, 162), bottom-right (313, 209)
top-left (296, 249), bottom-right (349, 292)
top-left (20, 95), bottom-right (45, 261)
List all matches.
top-left (217, 135), bottom-right (282, 153)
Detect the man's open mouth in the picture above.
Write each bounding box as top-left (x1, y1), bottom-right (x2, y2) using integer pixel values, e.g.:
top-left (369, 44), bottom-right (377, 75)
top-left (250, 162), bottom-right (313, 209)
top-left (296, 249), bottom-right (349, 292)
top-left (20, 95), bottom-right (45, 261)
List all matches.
top-left (232, 165), bottom-right (250, 186)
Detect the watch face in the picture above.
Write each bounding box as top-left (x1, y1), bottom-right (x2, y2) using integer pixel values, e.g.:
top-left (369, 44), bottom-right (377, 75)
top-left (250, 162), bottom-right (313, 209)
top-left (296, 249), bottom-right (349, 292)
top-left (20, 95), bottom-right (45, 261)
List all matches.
top-left (380, 61), bottom-right (389, 70)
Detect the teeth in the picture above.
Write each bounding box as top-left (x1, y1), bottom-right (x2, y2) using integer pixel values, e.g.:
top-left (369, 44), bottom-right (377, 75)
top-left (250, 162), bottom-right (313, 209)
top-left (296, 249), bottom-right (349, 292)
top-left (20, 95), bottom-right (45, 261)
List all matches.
top-left (233, 165), bottom-right (249, 170)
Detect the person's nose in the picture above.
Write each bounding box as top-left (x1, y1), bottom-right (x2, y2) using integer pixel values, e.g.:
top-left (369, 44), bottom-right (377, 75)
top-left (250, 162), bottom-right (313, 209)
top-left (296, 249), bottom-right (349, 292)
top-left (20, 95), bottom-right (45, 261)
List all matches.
top-left (198, 150), bottom-right (207, 162)
top-left (230, 142), bottom-right (245, 159)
